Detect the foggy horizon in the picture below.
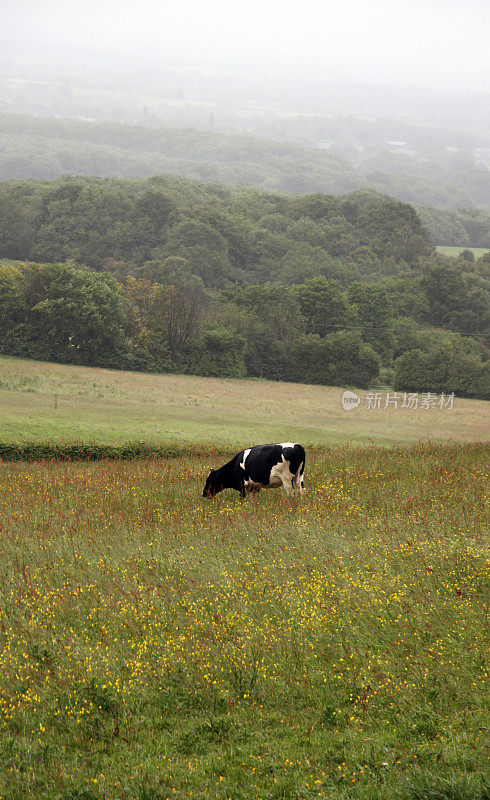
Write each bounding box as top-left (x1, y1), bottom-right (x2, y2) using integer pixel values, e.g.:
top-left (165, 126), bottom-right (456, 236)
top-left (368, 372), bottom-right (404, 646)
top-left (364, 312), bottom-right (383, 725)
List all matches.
top-left (2, 0), bottom-right (490, 93)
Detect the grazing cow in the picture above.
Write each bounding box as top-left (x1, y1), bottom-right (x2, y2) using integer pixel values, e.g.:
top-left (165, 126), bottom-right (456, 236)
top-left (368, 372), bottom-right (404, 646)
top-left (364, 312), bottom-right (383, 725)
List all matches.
top-left (202, 442), bottom-right (305, 498)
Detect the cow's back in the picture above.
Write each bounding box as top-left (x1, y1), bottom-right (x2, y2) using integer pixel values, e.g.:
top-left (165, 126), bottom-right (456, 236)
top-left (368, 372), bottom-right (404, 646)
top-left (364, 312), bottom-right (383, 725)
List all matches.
top-left (239, 443), bottom-right (304, 485)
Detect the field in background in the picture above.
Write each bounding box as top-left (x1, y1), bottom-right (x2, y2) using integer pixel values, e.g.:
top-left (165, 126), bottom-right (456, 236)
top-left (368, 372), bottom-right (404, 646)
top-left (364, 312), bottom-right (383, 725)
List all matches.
top-left (1, 356), bottom-right (488, 448)
top-left (0, 443), bottom-right (488, 800)
top-left (435, 245), bottom-right (489, 258)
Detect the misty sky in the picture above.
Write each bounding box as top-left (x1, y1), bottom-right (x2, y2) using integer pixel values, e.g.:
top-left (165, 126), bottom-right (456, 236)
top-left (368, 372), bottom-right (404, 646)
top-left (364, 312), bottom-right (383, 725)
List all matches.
top-left (2, 0), bottom-right (490, 90)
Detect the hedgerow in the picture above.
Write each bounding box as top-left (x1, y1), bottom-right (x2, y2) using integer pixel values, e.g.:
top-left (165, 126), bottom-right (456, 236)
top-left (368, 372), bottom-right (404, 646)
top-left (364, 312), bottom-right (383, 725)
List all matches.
top-left (0, 440), bottom-right (233, 462)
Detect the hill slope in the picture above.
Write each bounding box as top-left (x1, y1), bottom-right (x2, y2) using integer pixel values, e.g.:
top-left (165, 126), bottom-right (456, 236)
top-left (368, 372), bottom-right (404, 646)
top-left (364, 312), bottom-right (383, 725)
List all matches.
top-left (1, 356), bottom-right (488, 447)
top-left (1, 113), bottom-right (489, 209)
top-left (0, 173), bottom-right (432, 282)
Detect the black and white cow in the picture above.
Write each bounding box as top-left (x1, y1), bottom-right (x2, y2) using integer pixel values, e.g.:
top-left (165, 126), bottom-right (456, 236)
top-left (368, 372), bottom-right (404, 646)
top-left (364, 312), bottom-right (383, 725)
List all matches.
top-left (202, 442), bottom-right (305, 498)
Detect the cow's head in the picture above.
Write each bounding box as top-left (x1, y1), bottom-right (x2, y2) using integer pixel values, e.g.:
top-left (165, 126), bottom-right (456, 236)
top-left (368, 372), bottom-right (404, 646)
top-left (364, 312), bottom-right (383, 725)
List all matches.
top-left (202, 469), bottom-right (223, 498)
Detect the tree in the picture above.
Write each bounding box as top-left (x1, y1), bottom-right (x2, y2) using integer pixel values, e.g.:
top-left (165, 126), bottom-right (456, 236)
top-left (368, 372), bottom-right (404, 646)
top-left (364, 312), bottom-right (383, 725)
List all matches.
top-left (0, 263), bottom-right (26, 328)
top-left (381, 275), bottom-right (429, 321)
top-left (186, 325), bottom-right (247, 378)
top-left (150, 276), bottom-right (208, 365)
top-left (222, 283), bottom-right (304, 342)
top-left (458, 249), bottom-right (475, 263)
top-left (121, 275), bottom-right (158, 341)
top-left (133, 189), bottom-right (175, 227)
top-left (277, 241), bottom-right (334, 284)
top-left (101, 257), bottom-right (134, 281)
top-left (287, 331), bottom-right (380, 387)
top-left (137, 257), bottom-right (192, 285)
top-left (421, 263), bottom-right (490, 334)
top-left (0, 263), bottom-right (30, 354)
top-left (0, 195), bottom-right (34, 258)
top-left (354, 193), bottom-right (432, 264)
top-left (348, 282), bottom-right (395, 363)
top-left (325, 330), bottom-right (381, 387)
top-left (30, 263), bottom-right (126, 366)
top-left (162, 220), bottom-right (231, 286)
top-left (394, 342), bottom-right (489, 399)
top-left (294, 277), bottom-right (356, 337)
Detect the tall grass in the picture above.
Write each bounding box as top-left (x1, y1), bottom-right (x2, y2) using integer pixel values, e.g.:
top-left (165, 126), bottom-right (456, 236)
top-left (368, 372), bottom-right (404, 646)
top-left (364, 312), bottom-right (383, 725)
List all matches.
top-left (1, 355), bottom-right (489, 447)
top-left (0, 442), bottom-right (488, 799)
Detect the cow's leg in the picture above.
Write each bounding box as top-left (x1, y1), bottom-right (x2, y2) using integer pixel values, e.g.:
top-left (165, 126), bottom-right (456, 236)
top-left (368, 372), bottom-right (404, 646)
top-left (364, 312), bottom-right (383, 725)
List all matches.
top-left (246, 481), bottom-right (261, 500)
top-left (294, 475), bottom-right (305, 496)
top-left (294, 471), bottom-right (305, 497)
top-left (250, 486), bottom-right (260, 502)
top-left (292, 460), bottom-right (305, 497)
top-left (239, 481), bottom-right (246, 499)
top-left (280, 475), bottom-right (295, 497)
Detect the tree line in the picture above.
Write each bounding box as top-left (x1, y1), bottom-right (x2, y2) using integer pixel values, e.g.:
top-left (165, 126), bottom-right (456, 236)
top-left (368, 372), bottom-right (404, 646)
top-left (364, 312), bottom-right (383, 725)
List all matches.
top-left (0, 175), bottom-right (433, 285)
top-left (0, 113), bottom-right (488, 211)
top-left (0, 176), bottom-right (488, 398)
top-left (1, 258), bottom-right (488, 398)
top-left (417, 207), bottom-right (490, 249)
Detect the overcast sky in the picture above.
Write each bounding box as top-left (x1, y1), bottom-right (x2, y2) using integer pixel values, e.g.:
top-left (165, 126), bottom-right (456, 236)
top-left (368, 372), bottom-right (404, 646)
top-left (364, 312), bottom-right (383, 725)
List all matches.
top-left (2, 0), bottom-right (489, 90)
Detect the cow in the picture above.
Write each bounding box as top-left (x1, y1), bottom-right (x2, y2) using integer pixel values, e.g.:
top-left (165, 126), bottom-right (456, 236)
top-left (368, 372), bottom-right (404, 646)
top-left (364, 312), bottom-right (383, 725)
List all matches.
top-left (202, 442), bottom-right (305, 499)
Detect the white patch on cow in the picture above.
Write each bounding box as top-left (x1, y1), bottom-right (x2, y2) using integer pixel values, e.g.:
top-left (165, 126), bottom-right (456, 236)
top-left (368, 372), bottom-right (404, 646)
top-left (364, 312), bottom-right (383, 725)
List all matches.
top-left (267, 454), bottom-right (295, 495)
top-left (240, 448), bottom-right (251, 470)
top-left (279, 442), bottom-right (297, 449)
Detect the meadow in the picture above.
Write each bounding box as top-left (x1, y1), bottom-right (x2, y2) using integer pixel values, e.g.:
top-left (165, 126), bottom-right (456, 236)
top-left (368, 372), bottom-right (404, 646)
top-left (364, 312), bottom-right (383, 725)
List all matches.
top-left (435, 246), bottom-right (489, 259)
top-left (0, 441), bottom-right (488, 800)
top-left (1, 356), bottom-right (489, 448)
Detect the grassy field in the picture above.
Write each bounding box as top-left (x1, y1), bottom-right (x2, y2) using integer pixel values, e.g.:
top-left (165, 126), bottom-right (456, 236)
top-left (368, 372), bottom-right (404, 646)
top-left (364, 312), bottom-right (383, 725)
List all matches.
top-left (0, 443), bottom-right (488, 799)
top-left (1, 357), bottom-right (489, 798)
top-left (1, 356), bottom-right (489, 448)
top-left (435, 246), bottom-right (489, 258)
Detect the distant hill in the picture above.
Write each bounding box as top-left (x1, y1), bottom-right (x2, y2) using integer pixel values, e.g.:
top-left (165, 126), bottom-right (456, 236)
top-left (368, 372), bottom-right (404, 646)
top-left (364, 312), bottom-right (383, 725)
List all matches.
top-left (0, 113), bottom-right (488, 210)
top-left (0, 173), bottom-right (432, 283)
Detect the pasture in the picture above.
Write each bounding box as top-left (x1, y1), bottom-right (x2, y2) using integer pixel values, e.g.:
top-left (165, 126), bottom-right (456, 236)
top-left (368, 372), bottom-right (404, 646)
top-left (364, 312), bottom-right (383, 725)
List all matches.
top-left (435, 246), bottom-right (489, 259)
top-left (0, 442), bottom-right (488, 799)
top-left (1, 356), bottom-right (489, 448)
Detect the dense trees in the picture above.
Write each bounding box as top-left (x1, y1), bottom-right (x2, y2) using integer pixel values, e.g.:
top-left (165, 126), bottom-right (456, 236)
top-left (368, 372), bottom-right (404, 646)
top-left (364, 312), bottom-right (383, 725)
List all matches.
top-left (347, 283), bottom-right (395, 363)
top-left (394, 343), bottom-right (489, 400)
top-left (153, 277), bottom-right (209, 365)
top-left (420, 262), bottom-right (490, 335)
top-left (418, 208), bottom-right (490, 248)
top-left (294, 277), bottom-right (355, 337)
top-left (0, 113), bottom-right (488, 210)
top-left (162, 220), bottom-right (230, 287)
top-left (0, 263), bottom-right (27, 344)
top-left (0, 175), bottom-right (488, 397)
top-left (0, 262), bottom-right (125, 366)
top-left (0, 254), bottom-right (487, 396)
top-left (0, 176), bottom-right (434, 285)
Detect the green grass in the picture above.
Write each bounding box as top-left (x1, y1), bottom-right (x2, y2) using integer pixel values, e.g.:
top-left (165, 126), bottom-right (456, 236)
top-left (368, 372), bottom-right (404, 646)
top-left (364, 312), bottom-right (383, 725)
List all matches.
top-left (0, 442), bottom-right (488, 799)
top-left (435, 246), bottom-right (489, 258)
top-left (1, 356), bottom-right (488, 448)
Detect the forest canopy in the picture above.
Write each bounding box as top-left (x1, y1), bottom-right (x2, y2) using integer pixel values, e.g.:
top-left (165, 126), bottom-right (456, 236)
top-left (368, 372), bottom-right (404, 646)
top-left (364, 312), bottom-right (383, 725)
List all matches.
top-left (0, 113), bottom-right (488, 213)
top-left (0, 175), bottom-right (488, 398)
top-left (0, 175), bottom-right (433, 283)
